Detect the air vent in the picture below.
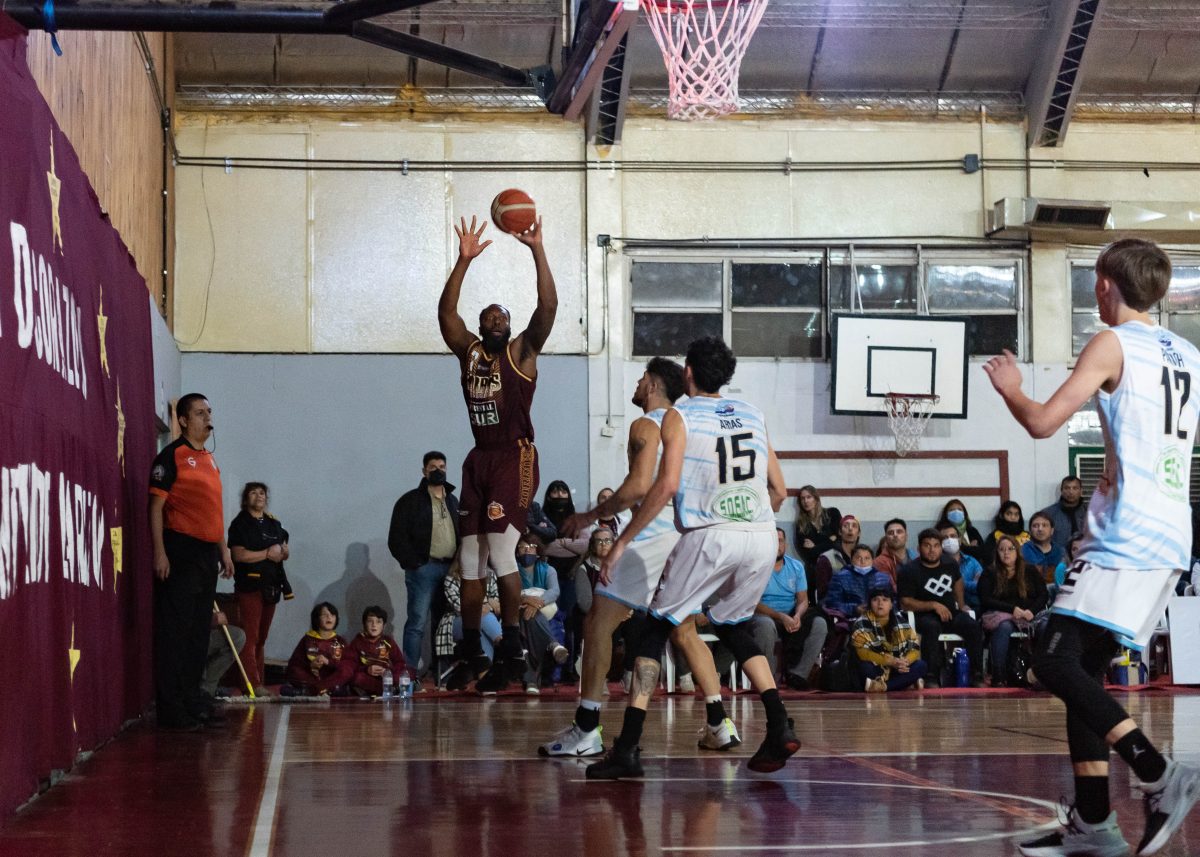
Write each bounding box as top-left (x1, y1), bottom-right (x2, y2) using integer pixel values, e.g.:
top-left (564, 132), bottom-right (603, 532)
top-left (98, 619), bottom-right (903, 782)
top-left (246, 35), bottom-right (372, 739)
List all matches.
top-left (1031, 202), bottom-right (1111, 229)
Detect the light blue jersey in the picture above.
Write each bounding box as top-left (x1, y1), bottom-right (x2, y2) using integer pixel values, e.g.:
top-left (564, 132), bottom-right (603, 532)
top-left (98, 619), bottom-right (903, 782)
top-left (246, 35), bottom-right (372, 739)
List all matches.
top-left (632, 408), bottom-right (676, 544)
top-left (672, 395), bottom-right (775, 531)
top-left (1079, 321), bottom-right (1200, 571)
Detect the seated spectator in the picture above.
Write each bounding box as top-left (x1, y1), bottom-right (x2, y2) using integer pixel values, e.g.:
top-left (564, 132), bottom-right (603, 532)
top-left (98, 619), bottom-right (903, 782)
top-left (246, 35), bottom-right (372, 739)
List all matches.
top-left (1051, 532), bottom-right (1085, 598)
top-left (436, 564), bottom-right (504, 686)
top-left (348, 605), bottom-right (412, 697)
top-left (572, 528), bottom-right (614, 617)
top-left (794, 485), bottom-right (842, 569)
top-left (1038, 475), bottom-right (1087, 555)
top-left (937, 522), bottom-right (984, 613)
top-left (898, 529), bottom-right (984, 688)
top-left (1021, 511), bottom-right (1063, 580)
top-left (939, 498), bottom-right (985, 560)
top-left (813, 514), bottom-right (861, 598)
top-left (516, 534), bottom-right (570, 694)
top-left (594, 487), bottom-right (623, 537)
top-left (749, 528), bottom-right (829, 690)
top-left (541, 480), bottom-right (586, 681)
top-left (873, 518), bottom-right (917, 585)
top-left (284, 602), bottom-right (354, 696)
top-left (203, 603), bottom-right (246, 699)
top-left (851, 588), bottom-right (927, 693)
top-left (978, 535), bottom-right (1048, 686)
top-left (982, 500), bottom-right (1030, 563)
top-left (822, 544), bottom-right (893, 619)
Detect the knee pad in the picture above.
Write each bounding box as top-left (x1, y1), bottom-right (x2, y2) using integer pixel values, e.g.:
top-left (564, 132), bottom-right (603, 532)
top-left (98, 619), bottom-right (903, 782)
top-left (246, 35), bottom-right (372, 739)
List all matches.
top-left (486, 528), bottom-right (522, 578)
top-left (459, 535), bottom-right (487, 581)
top-left (635, 616), bottom-right (675, 662)
top-left (713, 621), bottom-right (763, 664)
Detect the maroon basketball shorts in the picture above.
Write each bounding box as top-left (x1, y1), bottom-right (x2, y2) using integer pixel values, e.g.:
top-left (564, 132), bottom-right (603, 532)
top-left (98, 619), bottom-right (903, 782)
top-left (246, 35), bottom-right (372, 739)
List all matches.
top-left (458, 439), bottom-right (539, 537)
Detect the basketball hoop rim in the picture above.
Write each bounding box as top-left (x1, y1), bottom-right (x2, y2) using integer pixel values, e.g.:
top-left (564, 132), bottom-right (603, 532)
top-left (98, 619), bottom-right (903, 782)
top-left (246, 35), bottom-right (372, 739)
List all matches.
top-left (884, 393), bottom-right (940, 403)
top-left (644, 0), bottom-right (736, 11)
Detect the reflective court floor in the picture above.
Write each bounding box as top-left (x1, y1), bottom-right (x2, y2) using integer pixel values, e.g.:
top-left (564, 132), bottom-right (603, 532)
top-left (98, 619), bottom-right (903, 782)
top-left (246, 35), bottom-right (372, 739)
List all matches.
top-left (4, 691), bottom-right (1200, 856)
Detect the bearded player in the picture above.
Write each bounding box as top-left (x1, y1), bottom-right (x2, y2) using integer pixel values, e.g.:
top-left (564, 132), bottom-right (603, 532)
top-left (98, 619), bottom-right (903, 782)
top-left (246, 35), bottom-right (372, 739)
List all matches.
top-left (440, 214), bottom-right (557, 693)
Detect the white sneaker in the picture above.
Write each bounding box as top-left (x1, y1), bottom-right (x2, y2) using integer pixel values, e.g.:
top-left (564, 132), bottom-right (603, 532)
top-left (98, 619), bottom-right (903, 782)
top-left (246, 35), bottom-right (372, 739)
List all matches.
top-left (538, 723), bottom-right (605, 757)
top-left (678, 673), bottom-right (696, 693)
top-left (698, 718), bottom-right (742, 751)
top-left (1019, 805), bottom-right (1129, 857)
top-left (550, 644), bottom-right (570, 665)
top-left (525, 682), bottom-right (541, 695)
top-left (1137, 760), bottom-right (1200, 855)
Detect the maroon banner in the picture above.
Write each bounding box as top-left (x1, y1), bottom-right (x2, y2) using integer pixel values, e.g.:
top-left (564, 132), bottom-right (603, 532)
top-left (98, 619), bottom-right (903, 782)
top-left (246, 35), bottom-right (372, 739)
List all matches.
top-left (0, 16), bottom-right (156, 821)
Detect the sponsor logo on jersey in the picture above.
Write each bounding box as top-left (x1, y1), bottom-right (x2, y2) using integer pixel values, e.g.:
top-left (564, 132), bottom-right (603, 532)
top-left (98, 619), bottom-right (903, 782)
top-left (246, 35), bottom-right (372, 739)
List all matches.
top-left (151, 465), bottom-right (165, 481)
top-left (712, 486), bottom-right (758, 522)
top-left (186, 456), bottom-right (196, 468)
top-left (1156, 446), bottom-right (1188, 500)
top-left (487, 502), bottom-right (505, 521)
top-left (715, 404), bottom-right (735, 416)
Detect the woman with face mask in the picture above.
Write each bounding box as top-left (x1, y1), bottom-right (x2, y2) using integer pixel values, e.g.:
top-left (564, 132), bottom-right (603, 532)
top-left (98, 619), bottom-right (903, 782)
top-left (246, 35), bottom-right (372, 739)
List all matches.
top-left (515, 534), bottom-right (569, 694)
top-left (983, 500), bottom-right (1031, 566)
top-left (938, 499), bottom-right (984, 557)
top-left (936, 521), bottom-right (985, 613)
top-left (540, 480), bottom-right (588, 682)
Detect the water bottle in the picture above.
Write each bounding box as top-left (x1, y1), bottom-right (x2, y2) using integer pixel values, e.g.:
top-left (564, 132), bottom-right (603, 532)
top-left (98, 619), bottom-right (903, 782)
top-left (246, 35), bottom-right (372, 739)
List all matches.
top-left (954, 648), bottom-right (969, 688)
top-left (398, 674), bottom-right (412, 700)
top-left (381, 672), bottom-right (393, 700)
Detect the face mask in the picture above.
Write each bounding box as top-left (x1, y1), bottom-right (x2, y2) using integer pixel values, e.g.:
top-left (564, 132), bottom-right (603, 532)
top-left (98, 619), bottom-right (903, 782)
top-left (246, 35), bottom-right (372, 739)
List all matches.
top-left (947, 509), bottom-right (965, 525)
top-left (852, 563), bottom-right (874, 575)
top-left (544, 498), bottom-right (570, 511)
top-left (941, 537), bottom-right (960, 556)
top-left (426, 470), bottom-right (446, 486)
top-left (518, 554), bottom-right (538, 568)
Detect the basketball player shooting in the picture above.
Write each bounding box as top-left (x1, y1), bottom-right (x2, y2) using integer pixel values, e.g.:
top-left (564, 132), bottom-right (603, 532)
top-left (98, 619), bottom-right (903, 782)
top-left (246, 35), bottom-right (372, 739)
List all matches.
top-left (985, 238), bottom-right (1200, 857)
top-left (439, 214), bottom-right (557, 694)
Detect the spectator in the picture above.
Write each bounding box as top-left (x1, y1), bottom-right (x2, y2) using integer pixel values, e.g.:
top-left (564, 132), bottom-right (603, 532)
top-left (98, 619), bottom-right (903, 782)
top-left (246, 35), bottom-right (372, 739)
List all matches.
top-left (939, 498), bottom-right (985, 556)
top-left (851, 588), bottom-right (927, 693)
top-left (794, 485), bottom-right (841, 569)
top-left (813, 515), bottom-right (861, 599)
top-left (822, 544), bottom-right (893, 619)
top-left (978, 535), bottom-right (1048, 687)
top-left (437, 564), bottom-right (504, 680)
top-left (541, 480), bottom-right (587, 680)
top-left (1037, 475), bottom-right (1088, 554)
top-left (387, 450), bottom-right (460, 675)
top-left (898, 529), bottom-right (984, 688)
top-left (348, 605), bottom-right (412, 697)
top-left (524, 499), bottom-right (559, 545)
top-left (749, 528), bottom-right (829, 690)
top-left (937, 522), bottom-right (985, 612)
top-left (148, 393), bottom-right (234, 730)
top-left (873, 518), bottom-right (916, 585)
top-left (572, 528), bottom-right (615, 617)
top-left (982, 500), bottom-right (1030, 563)
top-left (1021, 511), bottom-right (1064, 580)
top-left (594, 487), bottom-right (624, 537)
top-left (202, 602), bottom-right (246, 699)
top-left (284, 602), bottom-right (354, 696)
top-left (228, 481), bottom-right (293, 698)
top-left (1050, 532), bottom-right (1086, 604)
top-left (516, 534), bottom-right (570, 694)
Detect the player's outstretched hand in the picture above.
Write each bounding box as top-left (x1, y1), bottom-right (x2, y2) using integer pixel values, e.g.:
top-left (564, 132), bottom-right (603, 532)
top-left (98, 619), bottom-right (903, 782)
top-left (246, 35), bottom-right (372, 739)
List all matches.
top-left (514, 216), bottom-right (543, 249)
top-left (982, 349), bottom-right (1023, 396)
top-left (599, 541), bottom-right (624, 587)
top-left (560, 511), bottom-right (591, 540)
top-left (455, 215), bottom-right (493, 259)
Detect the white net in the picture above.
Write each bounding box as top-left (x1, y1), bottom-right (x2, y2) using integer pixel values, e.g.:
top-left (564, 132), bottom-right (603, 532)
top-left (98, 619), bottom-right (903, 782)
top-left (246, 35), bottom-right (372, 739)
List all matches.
top-left (641, 0), bottom-right (769, 121)
top-left (884, 394), bottom-right (939, 456)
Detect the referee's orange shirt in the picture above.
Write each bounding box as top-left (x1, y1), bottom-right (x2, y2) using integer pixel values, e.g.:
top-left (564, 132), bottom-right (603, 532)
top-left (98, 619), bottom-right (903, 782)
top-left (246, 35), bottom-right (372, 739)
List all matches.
top-left (149, 437), bottom-right (225, 543)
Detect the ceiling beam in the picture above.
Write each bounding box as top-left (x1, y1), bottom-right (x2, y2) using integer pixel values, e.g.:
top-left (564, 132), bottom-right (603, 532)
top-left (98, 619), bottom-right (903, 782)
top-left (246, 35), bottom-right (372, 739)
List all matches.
top-left (324, 0), bottom-right (441, 27)
top-left (546, 0), bottom-right (637, 117)
top-left (1024, 0), bottom-right (1105, 148)
top-left (351, 21), bottom-right (531, 88)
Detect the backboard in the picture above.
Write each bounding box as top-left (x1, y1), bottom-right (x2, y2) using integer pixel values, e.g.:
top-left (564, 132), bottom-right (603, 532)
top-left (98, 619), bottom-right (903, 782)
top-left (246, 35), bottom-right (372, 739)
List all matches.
top-left (830, 313), bottom-right (968, 419)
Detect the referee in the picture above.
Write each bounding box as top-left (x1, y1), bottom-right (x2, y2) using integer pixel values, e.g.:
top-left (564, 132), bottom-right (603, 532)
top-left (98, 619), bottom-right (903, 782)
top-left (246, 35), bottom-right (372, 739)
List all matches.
top-left (149, 393), bottom-right (234, 730)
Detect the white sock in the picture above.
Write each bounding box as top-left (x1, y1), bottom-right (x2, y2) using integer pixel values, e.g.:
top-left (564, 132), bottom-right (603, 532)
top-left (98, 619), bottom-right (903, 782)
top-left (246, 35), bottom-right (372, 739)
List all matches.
top-left (705, 695), bottom-right (722, 704)
top-left (580, 699), bottom-right (601, 711)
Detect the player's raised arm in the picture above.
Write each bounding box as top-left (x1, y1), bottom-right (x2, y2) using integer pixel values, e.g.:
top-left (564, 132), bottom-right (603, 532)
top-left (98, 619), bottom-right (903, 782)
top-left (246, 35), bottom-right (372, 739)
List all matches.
top-left (984, 337), bottom-right (1123, 439)
top-left (561, 416), bottom-right (661, 539)
top-left (439, 216), bottom-right (492, 359)
top-left (513, 217), bottom-right (558, 363)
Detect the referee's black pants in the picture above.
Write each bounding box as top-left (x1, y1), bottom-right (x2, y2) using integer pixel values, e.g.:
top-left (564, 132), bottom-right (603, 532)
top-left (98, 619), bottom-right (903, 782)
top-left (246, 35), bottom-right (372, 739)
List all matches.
top-left (154, 529), bottom-right (220, 724)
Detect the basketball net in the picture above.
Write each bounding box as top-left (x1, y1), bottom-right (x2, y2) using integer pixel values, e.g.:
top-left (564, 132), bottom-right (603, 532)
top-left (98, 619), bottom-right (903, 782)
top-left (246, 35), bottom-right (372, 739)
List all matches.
top-left (641, 0), bottom-right (769, 120)
top-left (885, 394), bottom-right (939, 457)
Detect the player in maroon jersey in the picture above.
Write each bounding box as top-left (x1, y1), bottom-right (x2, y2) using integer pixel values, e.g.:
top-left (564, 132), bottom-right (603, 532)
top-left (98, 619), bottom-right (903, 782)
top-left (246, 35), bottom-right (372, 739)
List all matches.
top-left (439, 214), bottom-right (557, 693)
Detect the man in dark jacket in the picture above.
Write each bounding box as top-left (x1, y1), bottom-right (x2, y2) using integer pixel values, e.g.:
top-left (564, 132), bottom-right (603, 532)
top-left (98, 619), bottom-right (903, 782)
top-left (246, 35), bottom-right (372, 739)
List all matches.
top-left (1038, 475), bottom-right (1088, 553)
top-left (388, 451), bottom-right (460, 672)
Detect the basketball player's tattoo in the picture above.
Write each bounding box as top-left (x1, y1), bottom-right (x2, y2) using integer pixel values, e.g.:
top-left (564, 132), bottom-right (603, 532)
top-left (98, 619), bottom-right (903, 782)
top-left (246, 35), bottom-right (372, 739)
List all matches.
top-left (633, 657), bottom-right (660, 698)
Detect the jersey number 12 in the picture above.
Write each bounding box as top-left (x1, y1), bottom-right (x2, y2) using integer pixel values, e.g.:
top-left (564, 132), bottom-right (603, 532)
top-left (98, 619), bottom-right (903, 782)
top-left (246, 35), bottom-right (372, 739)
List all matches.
top-left (1161, 366), bottom-right (1192, 440)
top-left (715, 433), bottom-right (757, 484)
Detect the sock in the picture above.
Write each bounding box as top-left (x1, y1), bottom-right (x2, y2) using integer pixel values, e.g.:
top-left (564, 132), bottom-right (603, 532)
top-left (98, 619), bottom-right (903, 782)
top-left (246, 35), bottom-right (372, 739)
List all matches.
top-left (614, 707), bottom-right (647, 753)
top-left (1074, 775), bottom-right (1110, 825)
top-left (500, 625), bottom-right (523, 659)
top-left (705, 696), bottom-right (726, 727)
top-left (1114, 730), bottom-right (1168, 784)
top-left (760, 688), bottom-right (788, 733)
top-left (461, 628), bottom-right (483, 659)
top-left (576, 703), bottom-right (601, 733)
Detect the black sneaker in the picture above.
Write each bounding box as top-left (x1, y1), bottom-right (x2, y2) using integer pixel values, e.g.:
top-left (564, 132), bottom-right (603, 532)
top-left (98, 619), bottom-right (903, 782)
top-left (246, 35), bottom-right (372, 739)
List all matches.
top-left (747, 718), bottom-right (801, 773)
top-left (476, 656), bottom-right (524, 695)
top-left (784, 674), bottom-right (810, 691)
top-left (445, 656), bottom-right (490, 691)
top-left (586, 745), bottom-right (644, 780)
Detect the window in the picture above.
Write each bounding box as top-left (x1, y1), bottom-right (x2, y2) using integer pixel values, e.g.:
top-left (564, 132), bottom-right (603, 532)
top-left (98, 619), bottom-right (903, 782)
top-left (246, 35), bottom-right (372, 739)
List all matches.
top-left (628, 249), bottom-right (1025, 359)
top-left (1069, 260), bottom-right (1200, 355)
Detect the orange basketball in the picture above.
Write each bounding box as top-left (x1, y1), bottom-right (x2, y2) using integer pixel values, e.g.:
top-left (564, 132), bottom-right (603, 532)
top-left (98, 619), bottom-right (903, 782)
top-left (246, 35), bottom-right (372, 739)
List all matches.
top-left (490, 188), bottom-right (537, 235)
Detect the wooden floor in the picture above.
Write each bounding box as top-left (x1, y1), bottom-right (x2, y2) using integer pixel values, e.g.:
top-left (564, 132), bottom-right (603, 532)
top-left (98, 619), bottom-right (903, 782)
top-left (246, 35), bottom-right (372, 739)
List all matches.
top-left (4, 690), bottom-right (1200, 856)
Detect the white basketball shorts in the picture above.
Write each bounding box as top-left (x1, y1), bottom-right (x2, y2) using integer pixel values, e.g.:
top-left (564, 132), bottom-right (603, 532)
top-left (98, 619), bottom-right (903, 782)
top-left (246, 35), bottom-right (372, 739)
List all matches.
top-left (595, 530), bottom-right (681, 612)
top-left (649, 526), bottom-right (776, 626)
top-left (1052, 559), bottom-right (1181, 650)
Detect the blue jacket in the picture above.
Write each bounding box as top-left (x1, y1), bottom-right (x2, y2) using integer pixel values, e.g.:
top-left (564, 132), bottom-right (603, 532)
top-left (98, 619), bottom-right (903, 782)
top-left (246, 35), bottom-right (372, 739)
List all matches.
top-left (822, 567), bottom-right (894, 618)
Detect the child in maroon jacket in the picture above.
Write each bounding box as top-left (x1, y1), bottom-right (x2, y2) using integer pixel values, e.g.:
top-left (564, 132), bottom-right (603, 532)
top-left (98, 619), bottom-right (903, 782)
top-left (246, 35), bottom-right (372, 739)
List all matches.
top-left (284, 602), bottom-right (354, 696)
top-left (347, 605), bottom-right (413, 696)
